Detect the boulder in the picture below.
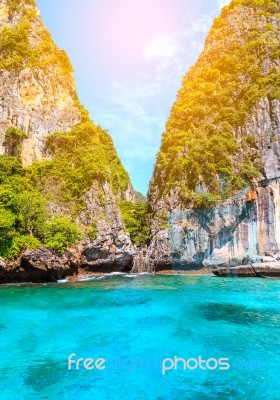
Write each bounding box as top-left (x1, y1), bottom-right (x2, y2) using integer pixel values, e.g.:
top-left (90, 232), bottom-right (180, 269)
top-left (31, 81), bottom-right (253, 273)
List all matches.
top-left (0, 248), bottom-right (78, 284)
top-left (213, 262), bottom-right (280, 278)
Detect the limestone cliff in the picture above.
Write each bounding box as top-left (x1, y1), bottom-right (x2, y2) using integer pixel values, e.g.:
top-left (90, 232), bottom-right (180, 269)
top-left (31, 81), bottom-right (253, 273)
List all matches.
top-left (0, 0), bottom-right (135, 278)
top-left (0, 0), bottom-right (82, 165)
top-left (146, 0), bottom-right (280, 270)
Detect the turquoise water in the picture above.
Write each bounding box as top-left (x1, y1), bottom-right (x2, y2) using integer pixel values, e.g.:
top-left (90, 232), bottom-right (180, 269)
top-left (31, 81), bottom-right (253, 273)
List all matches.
top-left (0, 275), bottom-right (280, 399)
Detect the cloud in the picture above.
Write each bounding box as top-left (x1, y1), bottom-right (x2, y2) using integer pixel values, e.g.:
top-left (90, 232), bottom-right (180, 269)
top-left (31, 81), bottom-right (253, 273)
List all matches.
top-left (88, 6), bottom-right (229, 193)
top-left (144, 34), bottom-right (180, 60)
top-left (93, 32), bottom-right (198, 169)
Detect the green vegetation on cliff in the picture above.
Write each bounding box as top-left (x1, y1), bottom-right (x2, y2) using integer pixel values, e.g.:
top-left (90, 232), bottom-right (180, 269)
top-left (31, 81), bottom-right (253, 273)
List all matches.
top-left (4, 127), bottom-right (27, 157)
top-left (0, 0), bottom-right (133, 259)
top-left (149, 0), bottom-right (280, 210)
top-left (45, 121), bottom-right (130, 205)
top-left (43, 218), bottom-right (83, 255)
top-left (0, 0), bottom-right (72, 75)
top-left (0, 118), bottom-right (131, 259)
top-left (0, 154), bottom-right (82, 258)
top-left (120, 200), bottom-right (149, 247)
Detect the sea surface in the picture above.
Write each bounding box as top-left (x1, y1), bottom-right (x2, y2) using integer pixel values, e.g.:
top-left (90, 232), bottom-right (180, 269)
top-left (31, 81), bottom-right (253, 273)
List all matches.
top-left (0, 275), bottom-right (280, 399)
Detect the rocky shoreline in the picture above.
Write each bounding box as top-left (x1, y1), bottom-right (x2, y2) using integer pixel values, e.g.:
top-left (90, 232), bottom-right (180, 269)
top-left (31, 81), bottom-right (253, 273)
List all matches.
top-left (0, 248), bottom-right (77, 284)
top-left (0, 245), bottom-right (134, 284)
top-left (213, 264), bottom-right (280, 278)
top-left (1, 0), bottom-right (280, 286)
top-left (213, 253), bottom-right (280, 278)
top-left (1, 247), bottom-right (280, 284)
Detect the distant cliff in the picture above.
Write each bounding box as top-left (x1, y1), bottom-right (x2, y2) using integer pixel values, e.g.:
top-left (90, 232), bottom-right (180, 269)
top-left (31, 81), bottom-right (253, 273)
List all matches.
top-left (0, 0), bottom-right (137, 279)
top-left (146, 0), bottom-right (280, 270)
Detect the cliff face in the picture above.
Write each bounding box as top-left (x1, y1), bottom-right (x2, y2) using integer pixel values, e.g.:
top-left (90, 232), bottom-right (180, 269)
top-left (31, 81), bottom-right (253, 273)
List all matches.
top-left (0, 0), bottom-right (81, 165)
top-left (0, 0), bottom-right (135, 277)
top-left (79, 181), bottom-right (134, 271)
top-left (147, 0), bottom-right (280, 270)
top-left (167, 182), bottom-right (280, 268)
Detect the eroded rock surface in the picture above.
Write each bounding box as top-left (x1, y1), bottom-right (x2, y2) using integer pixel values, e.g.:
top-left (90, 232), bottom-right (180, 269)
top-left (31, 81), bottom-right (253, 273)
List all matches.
top-left (0, 248), bottom-right (78, 283)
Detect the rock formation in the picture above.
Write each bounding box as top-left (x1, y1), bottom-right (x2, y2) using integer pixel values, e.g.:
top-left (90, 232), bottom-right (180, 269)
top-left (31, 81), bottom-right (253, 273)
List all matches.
top-left (2, 0), bottom-right (280, 281)
top-left (0, 0), bottom-right (82, 165)
top-left (0, 0), bottom-right (135, 282)
top-left (145, 0), bottom-right (280, 272)
top-left (213, 253), bottom-right (280, 277)
top-left (0, 248), bottom-right (78, 283)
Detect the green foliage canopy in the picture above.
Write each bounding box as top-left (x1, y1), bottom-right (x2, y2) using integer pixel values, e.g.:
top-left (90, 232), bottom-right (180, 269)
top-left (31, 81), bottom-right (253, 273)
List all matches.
top-left (120, 201), bottom-right (149, 247)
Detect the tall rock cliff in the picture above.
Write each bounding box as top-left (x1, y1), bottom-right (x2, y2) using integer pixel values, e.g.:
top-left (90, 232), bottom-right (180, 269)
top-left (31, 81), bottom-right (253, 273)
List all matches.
top-left (0, 0), bottom-right (135, 277)
top-left (0, 0), bottom-right (82, 165)
top-left (147, 0), bottom-right (280, 269)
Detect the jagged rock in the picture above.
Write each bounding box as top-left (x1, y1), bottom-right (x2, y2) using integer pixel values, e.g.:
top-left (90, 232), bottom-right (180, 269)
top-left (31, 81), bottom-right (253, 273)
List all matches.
top-left (81, 234), bottom-right (133, 273)
top-left (131, 229), bottom-right (174, 273)
top-left (213, 262), bottom-right (280, 278)
top-left (78, 181), bottom-right (134, 272)
top-left (0, 248), bottom-right (78, 284)
top-left (0, 1), bottom-right (81, 165)
top-left (132, 248), bottom-right (156, 274)
top-left (123, 183), bottom-right (136, 202)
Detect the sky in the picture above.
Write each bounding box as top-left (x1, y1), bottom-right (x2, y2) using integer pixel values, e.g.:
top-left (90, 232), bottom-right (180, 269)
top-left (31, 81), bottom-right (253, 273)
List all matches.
top-left (36, 0), bottom-right (231, 195)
